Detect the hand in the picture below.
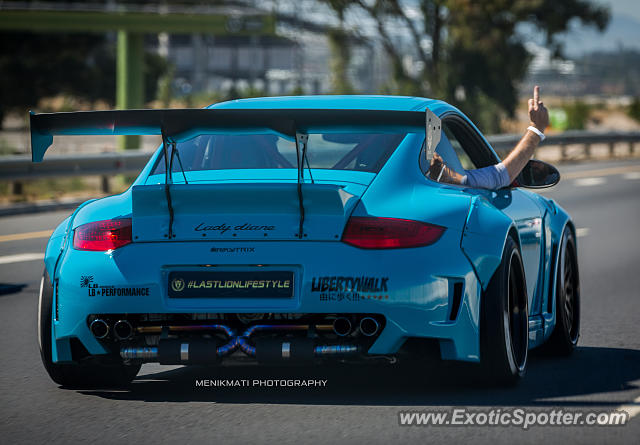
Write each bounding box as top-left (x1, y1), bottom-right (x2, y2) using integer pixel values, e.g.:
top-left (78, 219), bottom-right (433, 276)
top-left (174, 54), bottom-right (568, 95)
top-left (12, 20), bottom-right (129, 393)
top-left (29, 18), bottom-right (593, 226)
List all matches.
top-left (528, 85), bottom-right (549, 132)
top-left (428, 152), bottom-right (445, 180)
top-left (428, 152), bottom-right (463, 184)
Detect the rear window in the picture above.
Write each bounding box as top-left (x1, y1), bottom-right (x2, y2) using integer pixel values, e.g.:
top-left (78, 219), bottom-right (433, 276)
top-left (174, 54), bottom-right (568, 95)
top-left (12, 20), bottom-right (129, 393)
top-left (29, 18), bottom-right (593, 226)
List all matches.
top-left (151, 132), bottom-right (406, 175)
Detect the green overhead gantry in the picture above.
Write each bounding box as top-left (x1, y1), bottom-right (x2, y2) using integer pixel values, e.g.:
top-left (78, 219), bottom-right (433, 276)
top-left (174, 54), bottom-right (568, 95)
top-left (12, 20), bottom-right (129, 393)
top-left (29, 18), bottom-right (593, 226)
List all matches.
top-left (0, 7), bottom-right (275, 148)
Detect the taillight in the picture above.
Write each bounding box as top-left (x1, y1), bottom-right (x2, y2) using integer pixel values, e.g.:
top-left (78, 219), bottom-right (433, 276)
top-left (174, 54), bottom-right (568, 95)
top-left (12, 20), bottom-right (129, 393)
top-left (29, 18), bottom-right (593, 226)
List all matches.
top-left (341, 217), bottom-right (445, 249)
top-left (73, 219), bottom-right (132, 251)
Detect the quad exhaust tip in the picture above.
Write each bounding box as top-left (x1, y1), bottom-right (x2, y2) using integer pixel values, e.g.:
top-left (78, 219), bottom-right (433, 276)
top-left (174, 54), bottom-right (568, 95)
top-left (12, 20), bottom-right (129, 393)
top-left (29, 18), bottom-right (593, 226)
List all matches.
top-left (359, 317), bottom-right (380, 337)
top-left (113, 320), bottom-right (134, 340)
top-left (332, 317), bottom-right (352, 336)
top-left (90, 319), bottom-right (109, 339)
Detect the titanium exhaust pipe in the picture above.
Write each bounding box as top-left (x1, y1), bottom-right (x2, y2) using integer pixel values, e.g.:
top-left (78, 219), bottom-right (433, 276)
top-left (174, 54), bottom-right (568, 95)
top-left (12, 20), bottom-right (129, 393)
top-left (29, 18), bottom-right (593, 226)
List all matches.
top-left (237, 324), bottom-right (333, 356)
top-left (359, 317), bottom-right (380, 337)
top-left (314, 344), bottom-right (359, 356)
top-left (121, 325), bottom-right (238, 362)
top-left (332, 317), bottom-right (352, 337)
top-left (120, 342), bottom-right (360, 362)
top-left (120, 323), bottom-right (359, 363)
top-left (121, 340), bottom-right (221, 364)
top-left (255, 339), bottom-right (360, 363)
top-left (121, 346), bottom-right (158, 361)
top-left (89, 319), bottom-right (109, 339)
top-left (113, 320), bottom-right (134, 340)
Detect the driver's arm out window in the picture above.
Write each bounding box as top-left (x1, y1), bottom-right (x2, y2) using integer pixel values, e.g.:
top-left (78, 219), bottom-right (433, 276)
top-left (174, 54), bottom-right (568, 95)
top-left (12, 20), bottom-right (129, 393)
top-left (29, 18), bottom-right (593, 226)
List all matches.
top-left (419, 125), bottom-right (477, 177)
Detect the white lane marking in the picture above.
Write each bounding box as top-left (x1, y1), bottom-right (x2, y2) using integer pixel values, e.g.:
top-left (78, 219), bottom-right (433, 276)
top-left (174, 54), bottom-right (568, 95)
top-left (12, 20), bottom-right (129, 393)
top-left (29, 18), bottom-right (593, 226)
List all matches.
top-left (576, 227), bottom-right (590, 237)
top-left (0, 253), bottom-right (44, 265)
top-left (618, 395), bottom-right (640, 420)
top-left (561, 165), bottom-right (640, 180)
top-left (574, 177), bottom-right (606, 187)
top-left (624, 171), bottom-right (640, 180)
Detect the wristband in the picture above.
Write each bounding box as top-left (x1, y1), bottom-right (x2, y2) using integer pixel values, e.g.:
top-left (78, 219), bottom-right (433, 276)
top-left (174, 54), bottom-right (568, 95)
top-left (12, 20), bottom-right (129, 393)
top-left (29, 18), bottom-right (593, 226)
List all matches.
top-left (527, 125), bottom-right (545, 141)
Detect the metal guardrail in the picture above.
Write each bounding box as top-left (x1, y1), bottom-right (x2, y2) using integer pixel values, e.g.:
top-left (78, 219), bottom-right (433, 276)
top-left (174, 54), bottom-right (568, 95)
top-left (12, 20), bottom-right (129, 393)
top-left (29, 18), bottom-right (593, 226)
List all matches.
top-left (488, 130), bottom-right (640, 158)
top-left (0, 151), bottom-right (153, 181)
top-left (0, 151), bottom-right (153, 194)
top-left (1, 131), bottom-right (639, 192)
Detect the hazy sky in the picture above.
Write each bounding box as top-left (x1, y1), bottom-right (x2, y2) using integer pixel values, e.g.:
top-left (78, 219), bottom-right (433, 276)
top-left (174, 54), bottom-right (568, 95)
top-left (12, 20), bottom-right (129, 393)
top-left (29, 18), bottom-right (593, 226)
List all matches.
top-left (558, 0), bottom-right (640, 54)
top-left (599, 0), bottom-right (640, 21)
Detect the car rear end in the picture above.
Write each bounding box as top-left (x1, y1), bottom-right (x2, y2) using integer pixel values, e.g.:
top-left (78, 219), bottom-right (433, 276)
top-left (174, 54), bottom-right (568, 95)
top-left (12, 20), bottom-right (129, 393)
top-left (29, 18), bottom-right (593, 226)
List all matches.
top-left (43, 108), bottom-right (480, 368)
top-left (54, 214), bottom-right (475, 367)
top-left (32, 104), bottom-right (479, 364)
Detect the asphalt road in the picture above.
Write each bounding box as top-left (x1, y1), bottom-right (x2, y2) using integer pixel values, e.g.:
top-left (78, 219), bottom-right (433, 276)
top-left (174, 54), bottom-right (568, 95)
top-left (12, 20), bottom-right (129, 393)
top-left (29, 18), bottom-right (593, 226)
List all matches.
top-left (1, 159), bottom-right (639, 444)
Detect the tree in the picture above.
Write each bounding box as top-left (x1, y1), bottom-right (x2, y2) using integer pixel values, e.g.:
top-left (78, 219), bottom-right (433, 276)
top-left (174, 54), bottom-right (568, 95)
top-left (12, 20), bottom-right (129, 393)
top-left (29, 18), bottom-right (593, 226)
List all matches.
top-left (326, 0), bottom-right (609, 133)
top-left (564, 100), bottom-right (591, 130)
top-left (0, 30), bottom-right (167, 127)
top-left (628, 98), bottom-right (640, 123)
top-left (322, 0), bottom-right (356, 94)
top-left (0, 32), bottom-right (99, 125)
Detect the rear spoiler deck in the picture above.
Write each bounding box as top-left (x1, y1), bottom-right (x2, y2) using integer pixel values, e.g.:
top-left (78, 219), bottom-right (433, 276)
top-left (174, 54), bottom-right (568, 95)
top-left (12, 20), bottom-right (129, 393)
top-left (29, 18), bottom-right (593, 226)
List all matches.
top-left (29, 108), bottom-right (440, 163)
top-left (29, 107), bottom-right (441, 238)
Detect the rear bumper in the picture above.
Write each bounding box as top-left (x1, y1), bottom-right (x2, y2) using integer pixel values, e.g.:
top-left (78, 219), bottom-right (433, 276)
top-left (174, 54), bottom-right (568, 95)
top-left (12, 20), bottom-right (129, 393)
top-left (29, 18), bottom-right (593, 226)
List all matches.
top-left (50, 229), bottom-right (482, 363)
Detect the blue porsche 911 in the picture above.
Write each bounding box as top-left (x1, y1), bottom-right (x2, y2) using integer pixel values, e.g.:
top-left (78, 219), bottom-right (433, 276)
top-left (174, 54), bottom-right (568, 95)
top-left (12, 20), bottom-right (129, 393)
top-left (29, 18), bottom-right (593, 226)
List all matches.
top-left (31, 95), bottom-right (579, 387)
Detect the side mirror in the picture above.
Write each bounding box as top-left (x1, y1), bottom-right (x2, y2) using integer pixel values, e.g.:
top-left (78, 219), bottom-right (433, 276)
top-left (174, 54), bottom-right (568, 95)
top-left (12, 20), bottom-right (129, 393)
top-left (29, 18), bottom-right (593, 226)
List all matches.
top-left (514, 159), bottom-right (560, 189)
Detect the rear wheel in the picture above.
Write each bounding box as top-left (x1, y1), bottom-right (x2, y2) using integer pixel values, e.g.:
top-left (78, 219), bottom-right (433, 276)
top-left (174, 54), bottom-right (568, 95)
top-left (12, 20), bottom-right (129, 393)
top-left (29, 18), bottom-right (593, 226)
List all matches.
top-left (38, 269), bottom-right (140, 388)
top-left (480, 236), bottom-right (529, 385)
top-left (541, 227), bottom-right (580, 355)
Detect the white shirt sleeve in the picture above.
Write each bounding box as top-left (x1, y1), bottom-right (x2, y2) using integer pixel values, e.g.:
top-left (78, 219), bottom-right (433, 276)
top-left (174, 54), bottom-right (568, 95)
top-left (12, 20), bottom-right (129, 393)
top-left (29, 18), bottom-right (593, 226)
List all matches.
top-left (461, 162), bottom-right (511, 190)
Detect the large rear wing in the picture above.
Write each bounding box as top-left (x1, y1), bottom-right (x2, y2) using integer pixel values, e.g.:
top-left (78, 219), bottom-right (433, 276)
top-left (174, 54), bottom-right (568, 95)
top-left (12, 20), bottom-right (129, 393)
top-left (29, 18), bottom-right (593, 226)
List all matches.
top-left (29, 108), bottom-right (440, 162)
top-left (29, 107), bottom-right (441, 239)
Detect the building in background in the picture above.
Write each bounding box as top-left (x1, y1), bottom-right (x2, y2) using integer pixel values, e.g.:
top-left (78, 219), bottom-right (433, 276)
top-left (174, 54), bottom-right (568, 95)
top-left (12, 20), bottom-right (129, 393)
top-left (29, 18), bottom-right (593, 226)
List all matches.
top-left (158, 33), bottom-right (300, 95)
top-left (150, 0), bottom-right (388, 97)
top-left (154, 29), bottom-right (384, 97)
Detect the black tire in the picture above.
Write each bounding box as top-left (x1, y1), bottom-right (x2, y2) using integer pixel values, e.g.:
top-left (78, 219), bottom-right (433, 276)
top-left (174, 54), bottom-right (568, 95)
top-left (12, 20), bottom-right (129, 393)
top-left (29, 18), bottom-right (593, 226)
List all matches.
top-left (480, 236), bottom-right (529, 385)
top-left (38, 269), bottom-right (140, 388)
top-left (541, 227), bottom-right (580, 355)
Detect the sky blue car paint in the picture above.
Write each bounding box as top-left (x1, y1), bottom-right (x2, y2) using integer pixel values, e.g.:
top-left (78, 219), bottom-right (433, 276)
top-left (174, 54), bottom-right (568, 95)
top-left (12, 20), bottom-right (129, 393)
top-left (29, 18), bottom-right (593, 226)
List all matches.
top-left (32, 95), bottom-right (574, 365)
